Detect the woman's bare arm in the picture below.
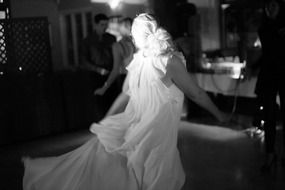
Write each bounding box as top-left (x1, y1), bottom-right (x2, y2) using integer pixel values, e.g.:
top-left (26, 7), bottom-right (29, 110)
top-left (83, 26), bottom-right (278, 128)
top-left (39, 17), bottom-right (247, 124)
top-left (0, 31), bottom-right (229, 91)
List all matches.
top-left (166, 55), bottom-right (227, 122)
top-left (105, 73), bottom-right (130, 117)
top-left (94, 43), bottom-right (122, 95)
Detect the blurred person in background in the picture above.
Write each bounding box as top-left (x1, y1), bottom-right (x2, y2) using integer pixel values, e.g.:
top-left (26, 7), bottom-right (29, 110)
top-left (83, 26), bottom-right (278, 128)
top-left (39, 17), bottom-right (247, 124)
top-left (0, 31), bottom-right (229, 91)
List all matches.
top-left (255, 0), bottom-right (285, 172)
top-left (94, 17), bottom-right (135, 97)
top-left (80, 13), bottom-right (117, 121)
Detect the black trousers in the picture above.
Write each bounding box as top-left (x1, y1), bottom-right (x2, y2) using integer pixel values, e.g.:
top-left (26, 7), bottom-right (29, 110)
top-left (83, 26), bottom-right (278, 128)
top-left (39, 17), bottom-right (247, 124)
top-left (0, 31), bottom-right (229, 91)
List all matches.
top-left (259, 85), bottom-right (285, 154)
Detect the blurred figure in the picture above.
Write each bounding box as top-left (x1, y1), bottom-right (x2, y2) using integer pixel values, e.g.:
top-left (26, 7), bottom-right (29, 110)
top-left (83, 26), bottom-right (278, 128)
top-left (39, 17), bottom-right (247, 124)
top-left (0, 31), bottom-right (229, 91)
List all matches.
top-left (80, 13), bottom-right (116, 74)
top-left (255, 0), bottom-right (285, 172)
top-left (174, 1), bottom-right (201, 73)
top-left (80, 13), bottom-right (117, 121)
top-left (94, 17), bottom-right (135, 97)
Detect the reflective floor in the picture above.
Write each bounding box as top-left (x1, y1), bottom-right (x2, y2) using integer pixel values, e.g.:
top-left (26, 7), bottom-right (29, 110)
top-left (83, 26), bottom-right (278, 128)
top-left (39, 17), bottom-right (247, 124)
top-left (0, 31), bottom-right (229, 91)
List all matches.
top-left (0, 114), bottom-right (284, 190)
top-left (179, 117), bottom-right (285, 190)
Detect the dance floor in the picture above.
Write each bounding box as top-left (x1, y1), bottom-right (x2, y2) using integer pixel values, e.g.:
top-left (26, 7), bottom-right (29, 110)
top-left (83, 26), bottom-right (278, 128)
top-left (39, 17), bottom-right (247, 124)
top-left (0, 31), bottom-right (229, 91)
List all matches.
top-left (0, 115), bottom-right (284, 190)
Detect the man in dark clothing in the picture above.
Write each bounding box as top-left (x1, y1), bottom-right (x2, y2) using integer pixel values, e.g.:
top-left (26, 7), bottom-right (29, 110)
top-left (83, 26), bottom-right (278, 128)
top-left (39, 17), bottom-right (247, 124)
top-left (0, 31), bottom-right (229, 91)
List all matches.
top-left (255, 0), bottom-right (285, 171)
top-left (80, 13), bottom-right (117, 121)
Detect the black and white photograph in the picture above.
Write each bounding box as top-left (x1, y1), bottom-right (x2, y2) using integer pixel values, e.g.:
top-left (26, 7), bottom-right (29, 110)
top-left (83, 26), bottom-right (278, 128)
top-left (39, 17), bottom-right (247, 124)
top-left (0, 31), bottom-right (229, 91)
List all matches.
top-left (0, 0), bottom-right (285, 189)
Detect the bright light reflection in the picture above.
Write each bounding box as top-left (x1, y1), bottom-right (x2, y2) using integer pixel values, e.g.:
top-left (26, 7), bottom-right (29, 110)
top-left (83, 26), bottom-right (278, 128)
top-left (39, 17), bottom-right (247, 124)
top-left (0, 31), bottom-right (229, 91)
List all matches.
top-left (0, 11), bottom-right (5, 19)
top-left (254, 38), bottom-right (261, 48)
top-left (221, 4), bottom-right (230, 10)
top-left (90, 0), bottom-right (147, 4)
top-left (109, 0), bottom-right (121, 9)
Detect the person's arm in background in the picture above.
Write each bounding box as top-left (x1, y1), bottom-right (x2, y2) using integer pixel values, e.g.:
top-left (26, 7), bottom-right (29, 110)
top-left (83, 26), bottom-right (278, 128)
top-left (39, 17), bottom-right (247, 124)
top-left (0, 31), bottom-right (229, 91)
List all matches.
top-left (166, 55), bottom-right (228, 123)
top-left (94, 42), bottom-right (122, 95)
top-left (105, 73), bottom-right (130, 117)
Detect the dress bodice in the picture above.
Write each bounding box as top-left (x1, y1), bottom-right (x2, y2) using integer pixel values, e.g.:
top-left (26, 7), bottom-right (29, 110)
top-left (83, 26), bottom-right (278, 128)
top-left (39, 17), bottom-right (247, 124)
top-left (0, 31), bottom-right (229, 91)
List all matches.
top-left (126, 51), bottom-right (185, 118)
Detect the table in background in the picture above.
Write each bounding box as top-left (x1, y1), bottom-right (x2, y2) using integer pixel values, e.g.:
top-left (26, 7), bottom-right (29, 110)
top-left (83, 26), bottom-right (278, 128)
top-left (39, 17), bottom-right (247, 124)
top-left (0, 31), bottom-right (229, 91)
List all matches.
top-left (194, 73), bottom-right (257, 98)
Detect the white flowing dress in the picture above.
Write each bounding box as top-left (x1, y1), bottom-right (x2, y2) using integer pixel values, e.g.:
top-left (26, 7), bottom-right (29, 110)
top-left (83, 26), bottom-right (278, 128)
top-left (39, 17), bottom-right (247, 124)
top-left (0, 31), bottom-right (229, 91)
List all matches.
top-left (23, 51), bottom-right (186, 190)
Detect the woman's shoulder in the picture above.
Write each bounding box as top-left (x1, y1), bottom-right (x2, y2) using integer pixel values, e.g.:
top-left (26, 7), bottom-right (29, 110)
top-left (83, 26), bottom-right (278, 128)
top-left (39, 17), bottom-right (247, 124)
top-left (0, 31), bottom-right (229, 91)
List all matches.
top-left (118, 37), bottom-right (135, 56)
top-left (118, 36), bottom-right (133, 46)
top-left (164, 51), bottom-right (187, 69)
top-left (160, 51), bottom-right (185, 62)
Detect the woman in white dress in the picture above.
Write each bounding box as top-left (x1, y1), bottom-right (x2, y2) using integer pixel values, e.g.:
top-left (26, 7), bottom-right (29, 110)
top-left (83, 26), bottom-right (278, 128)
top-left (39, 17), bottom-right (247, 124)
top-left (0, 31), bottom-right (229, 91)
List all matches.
top-left (23, 13), bottom-right (227, 190)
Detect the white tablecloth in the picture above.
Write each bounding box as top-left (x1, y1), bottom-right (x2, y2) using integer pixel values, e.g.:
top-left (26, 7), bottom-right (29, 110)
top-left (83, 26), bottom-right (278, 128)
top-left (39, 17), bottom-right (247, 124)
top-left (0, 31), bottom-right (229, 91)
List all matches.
top-left (194, 73), bottom-right (257, 98)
